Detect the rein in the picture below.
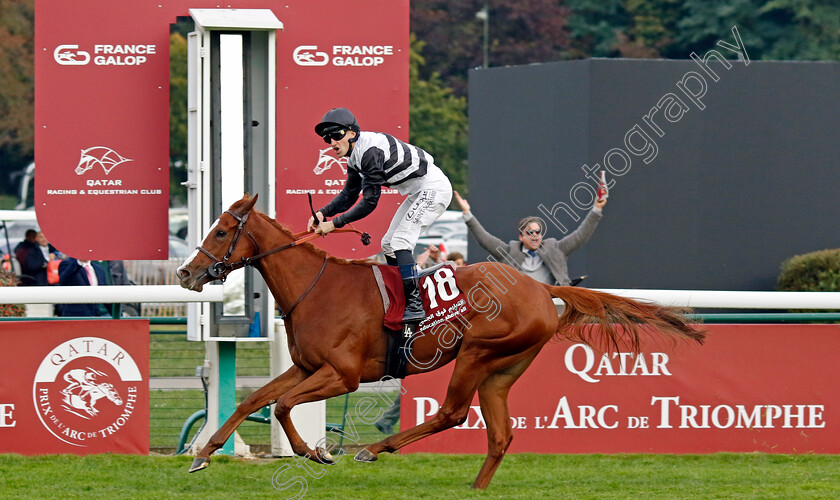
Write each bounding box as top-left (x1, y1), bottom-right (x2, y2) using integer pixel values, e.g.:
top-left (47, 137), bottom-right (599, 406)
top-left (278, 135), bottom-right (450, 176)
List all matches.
top-left (279, 255), bottom-right (328, 320)
top-left (198, 210), bottom-right (370, 279)
top-left (196, 209), bottom-right (371, 318)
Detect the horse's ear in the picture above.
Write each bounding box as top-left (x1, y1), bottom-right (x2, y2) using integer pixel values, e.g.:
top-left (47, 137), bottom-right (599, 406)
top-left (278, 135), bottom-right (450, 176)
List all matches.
top-left (241, 193), bottom-right (258, 214)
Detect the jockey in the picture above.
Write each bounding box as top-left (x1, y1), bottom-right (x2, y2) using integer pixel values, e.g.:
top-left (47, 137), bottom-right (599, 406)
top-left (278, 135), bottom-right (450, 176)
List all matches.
top-left (62, 368), bottom-right (98, 396)
top-left (308, 108), bottom-right (453, 326)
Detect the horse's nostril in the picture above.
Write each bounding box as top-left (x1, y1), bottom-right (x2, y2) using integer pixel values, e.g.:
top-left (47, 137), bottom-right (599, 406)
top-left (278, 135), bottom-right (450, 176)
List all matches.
top-left (177, 269), bottom-right (190, 279)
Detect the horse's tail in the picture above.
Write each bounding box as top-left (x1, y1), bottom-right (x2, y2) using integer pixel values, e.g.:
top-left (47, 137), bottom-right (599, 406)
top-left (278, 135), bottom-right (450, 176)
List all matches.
top-left (544, 285), bottom-right (706, 353)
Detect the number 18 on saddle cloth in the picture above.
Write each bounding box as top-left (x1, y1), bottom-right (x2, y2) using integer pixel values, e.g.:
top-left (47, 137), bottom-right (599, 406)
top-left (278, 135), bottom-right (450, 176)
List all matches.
top-left (372, 263), bottom-right (470, 334)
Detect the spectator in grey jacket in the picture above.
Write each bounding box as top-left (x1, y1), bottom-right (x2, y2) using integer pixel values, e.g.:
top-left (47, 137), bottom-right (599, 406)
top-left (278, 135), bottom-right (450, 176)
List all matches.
top-left (453, 191), bottom-right (606, 286)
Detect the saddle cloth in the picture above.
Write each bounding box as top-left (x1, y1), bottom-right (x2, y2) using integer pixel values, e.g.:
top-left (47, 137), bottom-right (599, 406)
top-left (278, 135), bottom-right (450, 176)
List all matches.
top-left (372, 262), bottom-right (470, 333)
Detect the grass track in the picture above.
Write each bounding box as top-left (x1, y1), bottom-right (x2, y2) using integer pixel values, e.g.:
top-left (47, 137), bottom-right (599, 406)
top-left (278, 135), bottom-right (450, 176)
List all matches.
top-left (2, 453), bottom-right (839, 499)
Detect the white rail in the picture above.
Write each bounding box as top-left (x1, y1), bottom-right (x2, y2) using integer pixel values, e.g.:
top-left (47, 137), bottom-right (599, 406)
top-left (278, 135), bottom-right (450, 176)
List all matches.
top-left (591, 289), bottom-right (840, 309)
top-left (0, 285), bottom-right (837, 309)
top-left (0, 209), bottom-right (37, 221)
top-left (0, 285), bottom-right (224, 304)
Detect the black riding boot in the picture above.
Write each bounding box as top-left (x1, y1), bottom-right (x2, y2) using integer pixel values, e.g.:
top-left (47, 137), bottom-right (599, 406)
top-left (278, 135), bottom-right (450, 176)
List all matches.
top-left (394, 249), bottom-right (425, 324)
top-left (399, 264), bottom-right (426, 323)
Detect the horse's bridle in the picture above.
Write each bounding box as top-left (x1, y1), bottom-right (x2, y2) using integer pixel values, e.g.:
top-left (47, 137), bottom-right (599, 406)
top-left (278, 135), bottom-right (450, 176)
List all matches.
top-left (197, 209), bottom-right (261, 282)
top-left (195, 208), bottom-right (371, 318)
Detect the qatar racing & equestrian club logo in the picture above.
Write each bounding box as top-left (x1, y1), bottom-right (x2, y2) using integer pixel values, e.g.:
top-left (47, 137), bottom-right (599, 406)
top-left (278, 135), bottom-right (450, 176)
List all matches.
top-left (75, 146), bottom-right (132, 176)
top-left (314, 147), bottom-right (348, 176)
top-left (33, 337), bottom-right (142, 447)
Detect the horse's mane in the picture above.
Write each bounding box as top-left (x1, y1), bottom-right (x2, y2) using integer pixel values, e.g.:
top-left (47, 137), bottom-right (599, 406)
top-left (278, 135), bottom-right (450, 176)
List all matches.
top-left (254, 211), bottom-right (377, 267)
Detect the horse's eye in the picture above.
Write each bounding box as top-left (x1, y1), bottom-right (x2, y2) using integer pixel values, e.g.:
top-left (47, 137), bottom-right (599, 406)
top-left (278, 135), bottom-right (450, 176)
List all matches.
top-left (216, 230), bottom-right (227, 238)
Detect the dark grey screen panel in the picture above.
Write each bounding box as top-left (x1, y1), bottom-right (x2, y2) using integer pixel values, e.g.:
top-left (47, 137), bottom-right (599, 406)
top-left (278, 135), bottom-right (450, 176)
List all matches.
top-left (469, 59), bottom-right (840, 290)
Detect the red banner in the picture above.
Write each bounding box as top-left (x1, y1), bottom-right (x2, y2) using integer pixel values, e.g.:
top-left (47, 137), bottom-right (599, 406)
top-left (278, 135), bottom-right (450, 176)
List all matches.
top-left (35, 0), bottom-right (408, 260)
top-left (274, 1), bottom-right (409, 257)
top-left (35, 1), bottom-right (172, 260)
top-left (0, 320), bottom-right (149, 455)
top-left (401, 324), bottom-right (840, 454)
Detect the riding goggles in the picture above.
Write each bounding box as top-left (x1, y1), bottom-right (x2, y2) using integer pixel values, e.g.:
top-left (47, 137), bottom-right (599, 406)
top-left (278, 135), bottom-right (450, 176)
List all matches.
top-left (321, 127), bottom-right (348, 144)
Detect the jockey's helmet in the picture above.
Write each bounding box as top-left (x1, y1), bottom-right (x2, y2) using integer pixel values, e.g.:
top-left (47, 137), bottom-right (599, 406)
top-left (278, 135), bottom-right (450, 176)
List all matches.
top-left (315, 107), bottom-right (360, 139)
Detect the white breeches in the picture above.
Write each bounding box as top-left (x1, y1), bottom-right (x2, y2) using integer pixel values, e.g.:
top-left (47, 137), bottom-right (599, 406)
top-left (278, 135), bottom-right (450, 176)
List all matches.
top-left (381, 165), bottom-right (452, 257)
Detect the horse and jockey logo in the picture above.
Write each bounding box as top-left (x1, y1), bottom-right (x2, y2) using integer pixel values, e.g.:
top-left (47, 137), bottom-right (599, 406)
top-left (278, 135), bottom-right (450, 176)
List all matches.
top-left (313, 147), bottom-right (348, 176)
top-left (60, 368), bottom-right (123, 419)
top-left (75, 146), bottom-right (133, 176)
top-left (33, 337), bottom-right (142, 447)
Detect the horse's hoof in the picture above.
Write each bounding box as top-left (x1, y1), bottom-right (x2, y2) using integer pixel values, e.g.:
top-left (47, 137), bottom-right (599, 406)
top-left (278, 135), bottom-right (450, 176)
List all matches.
top-left (189, 457), bottom-right (210, 473)
top-left (316, 447), bottom-right (335, 465)
top-left (354, 448), bottom-right (378, 463)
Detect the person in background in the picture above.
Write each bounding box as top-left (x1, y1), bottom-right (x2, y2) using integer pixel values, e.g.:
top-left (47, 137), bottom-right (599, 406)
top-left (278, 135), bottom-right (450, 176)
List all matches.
top-left (447, 251), bottom-right (466, 267)
top-left (32, 231), bottom-right (61, 285)
top-left (99, 260), bottom-right (141, 316)
top-left (416, 243), bottom-right (446, 269)
top-left (57, 258), bottom-right (111, 317)
top-left (375, 400), bottom-right (399, 435)
top-left (453, 190), bottom-right (606, 286)
top-left (13, 229), bottom-right (38, 285)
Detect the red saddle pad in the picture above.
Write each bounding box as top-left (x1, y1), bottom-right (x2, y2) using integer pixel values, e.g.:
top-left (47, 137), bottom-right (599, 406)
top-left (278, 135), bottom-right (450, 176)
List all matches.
top-left (374, 263), bottom-right (469, 333)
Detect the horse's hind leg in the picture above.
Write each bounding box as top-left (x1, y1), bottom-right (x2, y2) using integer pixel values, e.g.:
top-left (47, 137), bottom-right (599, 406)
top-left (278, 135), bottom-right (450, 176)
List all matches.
top-left (471, 372), bottom-right (516, 490)
top-left (357, 357), bottom-right (487, 462)
top-left (471, 353), bottom-right (538, 489)
top-left (189, 365), bottom-right (308, 472)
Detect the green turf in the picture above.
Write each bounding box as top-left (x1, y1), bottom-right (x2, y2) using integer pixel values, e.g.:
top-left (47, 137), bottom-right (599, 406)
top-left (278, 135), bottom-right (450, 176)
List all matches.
top-left (1, 453), bottom-right (838, 499)
top-left (149, 334), bottom-right (269, 377)
top-left (138, 335), bottom-right (834, 498)
top-left (0, 194), bottom-right (18, 210)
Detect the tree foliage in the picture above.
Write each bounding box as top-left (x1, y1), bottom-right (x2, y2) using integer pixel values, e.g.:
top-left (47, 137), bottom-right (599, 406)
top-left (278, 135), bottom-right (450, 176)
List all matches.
top-left (565, 0), bottom-right (629, 57)
top-left (169, 32), bottom-right (188, 206)
top-left (777, 248), bottom-right (840, 292)
top-left (0, 0), bottom-right (34, 195)
top-left (758, 0), bottom-right (840, 60)
top-left (411, 0), bottom-right (573, 96)
top-left (669, 0), bottom-right (791, 57)
top-left (409, 35), bottom-right (469, 199)
top-left (565, 0), bottom-right (840, 61)
top-left (169, 33), bottom-right (188, 167)
top-left (0, 269), bottom-right (25, 317)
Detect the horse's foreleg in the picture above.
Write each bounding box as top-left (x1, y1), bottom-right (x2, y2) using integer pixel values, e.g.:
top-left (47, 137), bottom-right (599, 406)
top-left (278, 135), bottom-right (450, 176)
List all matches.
top-left (190, 365), bottom-right (308, 473)
top-left (274, 365), bottom-right (358, 465)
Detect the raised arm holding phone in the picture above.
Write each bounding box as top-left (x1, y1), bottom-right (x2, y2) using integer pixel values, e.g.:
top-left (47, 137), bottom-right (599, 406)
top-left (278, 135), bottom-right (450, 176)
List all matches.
top-left (454, 190), bottom-right (606, 286)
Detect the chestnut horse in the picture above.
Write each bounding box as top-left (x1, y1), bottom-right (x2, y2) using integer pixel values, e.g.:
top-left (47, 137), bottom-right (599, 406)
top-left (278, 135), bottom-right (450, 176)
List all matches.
top-left (177, 194), bottom-right (704, 489)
